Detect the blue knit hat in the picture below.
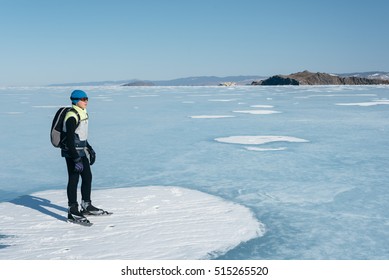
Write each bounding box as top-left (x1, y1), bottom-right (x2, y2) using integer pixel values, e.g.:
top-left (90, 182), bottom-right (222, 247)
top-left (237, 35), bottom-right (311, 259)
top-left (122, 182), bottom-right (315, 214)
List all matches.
top-left (70, 90), bottom-right (88, 104)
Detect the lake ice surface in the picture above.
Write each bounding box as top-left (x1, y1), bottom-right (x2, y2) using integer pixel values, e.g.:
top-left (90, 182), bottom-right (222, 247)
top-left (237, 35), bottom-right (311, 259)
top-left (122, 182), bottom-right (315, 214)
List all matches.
top-left (1, 85), bottom-right (389, 259)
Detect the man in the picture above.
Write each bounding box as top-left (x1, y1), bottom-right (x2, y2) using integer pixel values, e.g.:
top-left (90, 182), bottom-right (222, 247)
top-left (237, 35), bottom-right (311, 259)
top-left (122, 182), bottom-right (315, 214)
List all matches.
top-left (62, 90), bottom-right (107, 224)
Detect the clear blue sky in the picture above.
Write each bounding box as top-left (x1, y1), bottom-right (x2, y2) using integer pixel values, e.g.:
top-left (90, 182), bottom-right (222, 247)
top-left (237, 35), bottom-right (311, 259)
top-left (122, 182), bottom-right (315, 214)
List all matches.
top-left (1, 0), bottom-right (388, 86)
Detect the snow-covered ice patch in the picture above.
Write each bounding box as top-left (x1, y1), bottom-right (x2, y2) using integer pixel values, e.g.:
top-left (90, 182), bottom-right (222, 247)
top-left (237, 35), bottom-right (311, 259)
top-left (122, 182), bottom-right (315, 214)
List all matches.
top-left (188, 94), bottom-right (212, 97)
top-left (233, 110), bottom-right (281, 115)
top-left (128, 95), bottom-right (159, 98)
top-left (296, 94), bottom-right (376, 99)
top-left (336, 99), bottom-right (389, 106)
top-left (32, 105), bottom-right (67, 108)
top-left (0, 186), bottom-right (264, 260)
top-left (215, 136), bottom-right (309, 145)
top-left (250, 105), bottom-right (274, 108)
top-left (3, 112), bottom-right (24, 115)
top-left (208, 99), bottom-right (237, 102)
top-left (94, 95), bottom-right (114, 102)
top-left (245, 147), bottom-right (287, 152)
top-left (190, 115), bottom-right (235, 119)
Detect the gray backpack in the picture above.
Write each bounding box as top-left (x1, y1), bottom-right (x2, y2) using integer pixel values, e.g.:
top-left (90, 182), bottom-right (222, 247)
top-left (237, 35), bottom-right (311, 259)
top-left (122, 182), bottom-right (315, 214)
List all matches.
top-left (50, 107), bottom-right (80, 148)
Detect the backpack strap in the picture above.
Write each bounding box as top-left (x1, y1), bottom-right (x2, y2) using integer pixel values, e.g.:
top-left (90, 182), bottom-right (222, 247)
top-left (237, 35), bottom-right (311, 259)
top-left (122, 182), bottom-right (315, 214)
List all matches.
top-left (68, 108), bottom-right (81, 127)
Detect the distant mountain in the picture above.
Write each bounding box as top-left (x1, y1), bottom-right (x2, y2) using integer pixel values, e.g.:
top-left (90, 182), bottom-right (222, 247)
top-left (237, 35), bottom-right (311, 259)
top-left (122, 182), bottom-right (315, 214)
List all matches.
top-left (337, 71), bottom-right (389, 80)
top-left (49, 75), bottom-right (266, 87)
top-left (151, 75), bottom-right (265, 86)
top-left (253, 71), bottom-right (389, 86)
top-left (122, 81), bottom-right (155, 86)
top-left (48, 80), bottom-right (137, 86)
top-left (48, 72), bottom-right (389, 87)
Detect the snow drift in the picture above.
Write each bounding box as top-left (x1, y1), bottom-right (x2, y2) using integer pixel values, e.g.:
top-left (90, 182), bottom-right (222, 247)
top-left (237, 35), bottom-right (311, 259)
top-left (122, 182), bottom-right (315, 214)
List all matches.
top-left (0, 186), bottom-right (264, 260)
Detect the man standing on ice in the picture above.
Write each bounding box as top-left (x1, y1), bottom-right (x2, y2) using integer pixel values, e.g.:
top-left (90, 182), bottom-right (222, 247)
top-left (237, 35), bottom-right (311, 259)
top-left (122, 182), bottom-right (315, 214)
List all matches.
top-left (62, 90), bottom-right (110, 225)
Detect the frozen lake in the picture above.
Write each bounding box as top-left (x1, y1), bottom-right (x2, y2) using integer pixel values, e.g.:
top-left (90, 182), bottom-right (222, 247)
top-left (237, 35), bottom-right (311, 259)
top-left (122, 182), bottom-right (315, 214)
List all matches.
top-left (1, 85), bottom-right (389, 259)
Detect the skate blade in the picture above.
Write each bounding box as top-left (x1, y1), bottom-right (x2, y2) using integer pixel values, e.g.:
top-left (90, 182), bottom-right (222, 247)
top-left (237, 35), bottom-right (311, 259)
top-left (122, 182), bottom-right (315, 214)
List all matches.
top-left (83, 210), bottom-right (113, 216)
top-left (67, 219), bottom-right (93, 226)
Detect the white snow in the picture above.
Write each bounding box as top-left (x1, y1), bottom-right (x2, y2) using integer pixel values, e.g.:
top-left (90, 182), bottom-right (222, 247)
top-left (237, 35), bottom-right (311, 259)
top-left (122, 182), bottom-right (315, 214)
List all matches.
top-left (336, 99), bottom-right (389, 106)
top-left (250, 105), bottom-right (274, 108)
top-left (3, 111), bottom-right (24, 115)
top-left (233, 110), bottom-right (281, 115)
top-left (296, 94), bottom-right (376, 99)
top-left (32, 105), bottom-right (67, 108)
top-left (245, 147), bottom-right (287, 152)
top-left (129, 95), bottom-right (159, 98)
top-left (208, 99), bottom-right (237, 102)
top-left (215, 135), bottom-right (309, 145)
top-left (0, 186), bottom-right (264, 260)
top-left (189, 115), bottom-right (235, 119)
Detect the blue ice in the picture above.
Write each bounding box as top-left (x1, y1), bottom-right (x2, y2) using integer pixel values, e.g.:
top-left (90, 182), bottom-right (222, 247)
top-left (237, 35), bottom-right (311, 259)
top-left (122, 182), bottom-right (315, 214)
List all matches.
top-left (1, 85), bottom-right (389, 259)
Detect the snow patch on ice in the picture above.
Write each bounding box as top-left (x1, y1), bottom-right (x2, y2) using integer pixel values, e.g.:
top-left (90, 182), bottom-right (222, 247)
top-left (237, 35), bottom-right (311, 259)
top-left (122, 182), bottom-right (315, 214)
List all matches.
top-left (190, 115), bottom-right (235, 119)
top-left (3, 112), bottom-right (24, 115)
top-left (245, 147), bottom-right (287, 152)
top-left (0, 186), bottom-right (264, 260)
top-left (128, 95), bottom-right (159, 98)
top-left (208, 99), bottom-right (237, 102)
top-left (215, 136), bottom-right (309, 145)
top-left (250, 105), bottom-right (274, 108)
top-left (32, 105), bottom-right (67, 108)
top-left (296, 94), bottom-right (376, 99)
top-left (336, 99), bottom-right (389, 106)
top-left (233, 110), bottom-right (281, 115)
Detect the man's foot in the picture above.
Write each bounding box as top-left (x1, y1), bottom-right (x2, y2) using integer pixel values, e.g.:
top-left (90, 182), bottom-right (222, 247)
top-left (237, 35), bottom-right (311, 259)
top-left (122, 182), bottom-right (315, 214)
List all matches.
top-left (67, 203), bottom-right (92, 225)
top-left (81, 200), bottom-right (112, 215)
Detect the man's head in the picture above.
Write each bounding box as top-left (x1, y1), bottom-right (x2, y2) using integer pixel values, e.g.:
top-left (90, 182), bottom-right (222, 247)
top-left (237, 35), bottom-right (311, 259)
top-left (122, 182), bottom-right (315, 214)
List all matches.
top-left (70, 90), bottom-right (88, 108)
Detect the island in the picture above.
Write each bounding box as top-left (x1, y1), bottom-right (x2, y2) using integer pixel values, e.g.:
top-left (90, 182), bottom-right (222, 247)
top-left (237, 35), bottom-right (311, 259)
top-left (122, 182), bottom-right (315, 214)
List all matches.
top-left (252, 71), bottom-right (389, 85)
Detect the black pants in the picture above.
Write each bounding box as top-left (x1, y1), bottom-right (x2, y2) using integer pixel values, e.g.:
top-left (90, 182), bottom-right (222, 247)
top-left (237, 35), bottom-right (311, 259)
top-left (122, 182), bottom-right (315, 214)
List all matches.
top-left (65, 156), bottom-right (92, 206)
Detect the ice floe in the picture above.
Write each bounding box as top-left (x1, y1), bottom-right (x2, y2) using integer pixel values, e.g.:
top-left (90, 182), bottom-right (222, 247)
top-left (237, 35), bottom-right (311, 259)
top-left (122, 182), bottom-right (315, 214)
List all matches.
top-left (0, 186), bottom-right (264, 260)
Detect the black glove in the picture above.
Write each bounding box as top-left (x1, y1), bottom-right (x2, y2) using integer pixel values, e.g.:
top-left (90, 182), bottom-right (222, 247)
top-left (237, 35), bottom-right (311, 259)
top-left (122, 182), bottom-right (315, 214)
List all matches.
top-left (87, 147), bottom-right (96, 165)
top-left (74, 157), bottom-right (84, 173)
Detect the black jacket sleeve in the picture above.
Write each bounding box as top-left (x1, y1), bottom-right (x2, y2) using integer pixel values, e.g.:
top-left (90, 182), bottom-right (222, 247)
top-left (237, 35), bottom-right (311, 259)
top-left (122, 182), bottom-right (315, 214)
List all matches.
top-left (86, 141), bottom-right (93, 151)
top-left (65, 117), bottom-right (80, 160)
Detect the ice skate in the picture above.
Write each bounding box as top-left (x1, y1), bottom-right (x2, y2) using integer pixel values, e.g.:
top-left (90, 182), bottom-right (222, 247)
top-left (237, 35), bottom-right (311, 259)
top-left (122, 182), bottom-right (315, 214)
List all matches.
top-left (67, 203), bottom-right (92, 226)
top-left (81, 200), bottom-right (112, 216)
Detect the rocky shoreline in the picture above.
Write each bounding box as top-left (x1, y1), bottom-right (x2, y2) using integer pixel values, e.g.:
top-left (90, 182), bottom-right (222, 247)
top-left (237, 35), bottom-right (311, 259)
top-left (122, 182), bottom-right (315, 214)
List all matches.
top-left (252, 70), bottom-right (389, 86)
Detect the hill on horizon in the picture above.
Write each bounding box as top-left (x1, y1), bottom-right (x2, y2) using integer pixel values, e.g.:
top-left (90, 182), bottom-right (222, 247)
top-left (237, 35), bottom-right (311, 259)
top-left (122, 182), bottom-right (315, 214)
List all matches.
top-left (48, 71), bottom-right (389, 87)
top-left (254, 71), bottom-right (389, 86)
top-left (48, 75), bottom-right (265, 87)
